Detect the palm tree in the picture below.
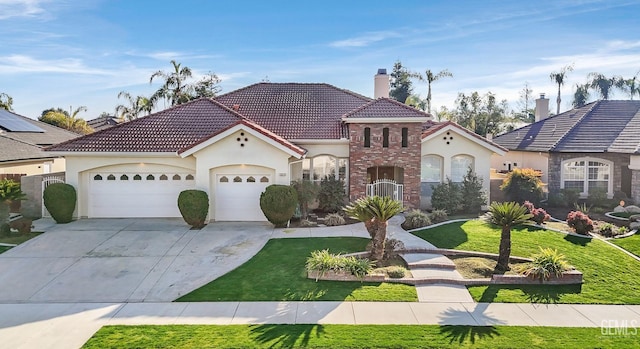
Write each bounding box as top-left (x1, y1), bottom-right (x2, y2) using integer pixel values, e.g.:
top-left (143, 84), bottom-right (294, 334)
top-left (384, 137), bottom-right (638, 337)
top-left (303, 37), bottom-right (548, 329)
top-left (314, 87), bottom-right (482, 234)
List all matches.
top-left (39, 106), bottom-right (93, 134)
top-left (572, 83), bottom-right (590, 108)
top-left (344, 196), bottom-right (403, 263)
top-left (549, 64), bottom-right (573, 115)
top-left (416, 69), bottom-right (453, 113)
top-left (0, 92), bottom-right (13, 111)
top-left (483, 202), bottom-right (532, 272)
top-left (622, 71), bottom-right (640, 100)
top-left (116, 91), bottom-right (154, 121)
top-left (150, 60), bottom-right (194, 106)
top-left (587, 72), bottom-right (624, 100)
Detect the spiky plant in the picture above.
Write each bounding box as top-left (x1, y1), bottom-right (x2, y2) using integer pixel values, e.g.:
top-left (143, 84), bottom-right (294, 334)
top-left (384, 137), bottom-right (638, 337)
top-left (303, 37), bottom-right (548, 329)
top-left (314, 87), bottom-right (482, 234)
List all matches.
top-left (483, 202), bottom-right (532, 272)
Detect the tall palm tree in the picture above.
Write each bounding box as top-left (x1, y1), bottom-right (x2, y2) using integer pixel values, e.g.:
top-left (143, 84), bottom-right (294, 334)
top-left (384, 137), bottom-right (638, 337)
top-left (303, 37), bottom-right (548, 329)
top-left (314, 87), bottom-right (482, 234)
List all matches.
top-left (39, 106), bottom-right (92, 134)
top-left (622, 71), bottom-right (640, 100)
top-left (483, 202), bottom-right (532, 272)
top-left (344, 196), bottom-right (403, 263)
top-left (150, 60), bottom-right (194, 106)
top-left (587, 72), bottom-right (624, 100)
top-left (416, 69), bottom-right (453, 113)
top-left (549, 64), bottom-right (573, 115)
top-left (572, 83), bottom-right (590, 108)
top-left (116, 91), bottom-right (154, 121)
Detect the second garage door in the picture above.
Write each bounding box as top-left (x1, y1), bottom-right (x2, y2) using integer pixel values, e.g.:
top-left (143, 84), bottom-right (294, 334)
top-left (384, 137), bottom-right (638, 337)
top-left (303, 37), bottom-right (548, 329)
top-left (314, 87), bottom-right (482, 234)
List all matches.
top-left (215, 174), bottom-right (271, 221)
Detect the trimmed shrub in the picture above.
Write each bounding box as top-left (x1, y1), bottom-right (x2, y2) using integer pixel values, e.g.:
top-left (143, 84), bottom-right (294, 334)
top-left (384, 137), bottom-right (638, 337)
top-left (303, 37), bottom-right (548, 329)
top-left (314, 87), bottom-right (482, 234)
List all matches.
top-left (260, 184), bottom-right (298, 227)
top-left (546, 192), bottom-right (565, 208)
top-left (431, 178), bottom-right (461, 214)
top-left (386, 266), bottom-right (406, 278)
top-left (461, 168), bottom-right (486, 213)
top-left (500, 168), bottom-right (544, 205)
top-left (402, 209), bottom-right (431, 230)
top-left (291, 180), bottom-right (319, 219)
top-left (560, 188), bottom-right (581, 207)
top-left (43, 183), bottom-right (76, 224)
top-left (587, 187), bottom-right (608, 208)
top-left (324, 213), bottom-right (345, 226)
top-left (429, 209), bottom-right (448, 223)
top-left (566, 211), bottom-right (594, 235)
top-left (177, 190), bottom-right (209, 229)
top-left (317, 176), bottom-right (346, 212)
top-left (520, 247), bottom-right (570, 280)
top-left (523, 201), bottom-right (550, 225)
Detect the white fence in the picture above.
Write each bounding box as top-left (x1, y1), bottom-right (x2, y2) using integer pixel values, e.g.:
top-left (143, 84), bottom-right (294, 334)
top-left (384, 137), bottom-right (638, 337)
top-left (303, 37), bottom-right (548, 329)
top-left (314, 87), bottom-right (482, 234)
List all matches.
top-left (366, 179), bottom-right (403, 205)
top-left (41, 175), bottom-right (65, 218)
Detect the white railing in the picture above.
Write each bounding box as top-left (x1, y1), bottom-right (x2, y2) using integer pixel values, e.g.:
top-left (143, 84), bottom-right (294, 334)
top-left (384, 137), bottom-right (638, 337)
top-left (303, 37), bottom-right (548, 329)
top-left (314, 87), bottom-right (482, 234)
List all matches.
top-left (366, 179), bottom-right (403, 205)
top-left (42, 175), bottom-right (65, 218)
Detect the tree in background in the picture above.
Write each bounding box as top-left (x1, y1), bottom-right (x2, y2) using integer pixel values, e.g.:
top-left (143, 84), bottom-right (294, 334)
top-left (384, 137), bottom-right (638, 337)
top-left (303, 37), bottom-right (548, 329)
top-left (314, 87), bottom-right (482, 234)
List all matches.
top-left (405, 94), bottom-right (426, 111)
top-left (39, 106), bottom-right (93, 134)
top-left (192, 72), bottom-right (222, 98)
top-left (450, 91), bottom-right (509, 137)
top-left (621, 71), bottom-right (640, 100)
top-left (0, 93), bottom-right (13, 111)
top-left (415, 69), bottom-right (452, 113)
top-left (389, 61), bottom-right (413, 103)
top-left (514, 82), bottom-right (534, 123)
top-left (572, 83), bottom-right (590, 108)
top-left (150, 61), bottom-right (222, 107)
top-left (587, 72), bottom-right (624, 100)
top-left (549, 64), bottom-right (573, 115)
top-left (115, 91), bottom-right (154, 121)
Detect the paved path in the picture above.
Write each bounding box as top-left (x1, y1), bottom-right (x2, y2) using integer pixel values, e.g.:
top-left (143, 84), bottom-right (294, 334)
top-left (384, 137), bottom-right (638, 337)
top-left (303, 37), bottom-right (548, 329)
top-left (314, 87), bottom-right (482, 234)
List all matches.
top-left (1, 301), bottom-right (639, 349)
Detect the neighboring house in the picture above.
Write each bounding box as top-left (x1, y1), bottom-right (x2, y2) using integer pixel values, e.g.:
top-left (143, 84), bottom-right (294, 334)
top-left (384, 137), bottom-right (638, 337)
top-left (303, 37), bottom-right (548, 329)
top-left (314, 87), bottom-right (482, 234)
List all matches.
top-left (46, 71), bottom-right (505, 221)
top-left (86, 115), bottom-right (121, 132)
top-left (492, 99), bottom-right (640, 204)
top-left (0, 108), bottom-right (79, 176)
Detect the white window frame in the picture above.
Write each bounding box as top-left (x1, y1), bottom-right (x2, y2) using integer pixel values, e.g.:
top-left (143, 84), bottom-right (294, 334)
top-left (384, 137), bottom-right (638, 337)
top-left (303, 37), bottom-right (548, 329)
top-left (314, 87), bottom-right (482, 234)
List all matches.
top-left (297, 155), bottom-right (349, 188)
top-left (560, 157), bottom-right (613, 198)
top-left (421, 154), bottom-right (443, 183)
top-left (451, 154), bottom-right (474, 182)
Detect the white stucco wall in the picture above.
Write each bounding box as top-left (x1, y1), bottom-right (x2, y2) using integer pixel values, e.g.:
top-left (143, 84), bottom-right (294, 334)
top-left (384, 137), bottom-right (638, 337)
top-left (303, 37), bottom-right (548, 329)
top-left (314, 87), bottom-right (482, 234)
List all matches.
top-left (490, 150), bottom-right (549, 183)
top-left (0, 158), bottom-right (65, 175)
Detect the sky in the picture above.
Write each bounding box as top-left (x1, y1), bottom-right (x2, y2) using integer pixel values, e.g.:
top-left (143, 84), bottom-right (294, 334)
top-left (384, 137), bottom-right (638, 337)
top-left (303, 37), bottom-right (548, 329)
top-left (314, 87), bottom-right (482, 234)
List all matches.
top-left (1, 0), bottom-right (639, 120)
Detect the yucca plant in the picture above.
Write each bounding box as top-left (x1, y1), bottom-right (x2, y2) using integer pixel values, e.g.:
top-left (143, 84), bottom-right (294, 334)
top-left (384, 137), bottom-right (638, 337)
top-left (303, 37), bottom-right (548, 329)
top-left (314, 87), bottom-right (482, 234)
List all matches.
top-left (305, 249), bottom-right (340, 281)
top-left (520, 247), bottom-right (570, 280)
top-left (483, 201), bottom-right (532, 272)
top-left (344, 196), bottom-right (403, 263)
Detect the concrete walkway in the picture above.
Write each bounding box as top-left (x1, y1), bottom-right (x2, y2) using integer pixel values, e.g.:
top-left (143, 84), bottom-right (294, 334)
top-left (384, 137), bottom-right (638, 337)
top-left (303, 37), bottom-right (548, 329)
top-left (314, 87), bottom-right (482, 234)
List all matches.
top-left (1, 301), bottom-right (639, 349)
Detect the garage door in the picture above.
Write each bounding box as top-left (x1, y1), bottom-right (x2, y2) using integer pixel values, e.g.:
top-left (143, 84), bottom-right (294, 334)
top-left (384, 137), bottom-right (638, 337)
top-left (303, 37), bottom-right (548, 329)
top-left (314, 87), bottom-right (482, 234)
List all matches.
top-left (89, 172), bottom-right (195, 218)
top-left (215, 174), bottom-right (271, 221)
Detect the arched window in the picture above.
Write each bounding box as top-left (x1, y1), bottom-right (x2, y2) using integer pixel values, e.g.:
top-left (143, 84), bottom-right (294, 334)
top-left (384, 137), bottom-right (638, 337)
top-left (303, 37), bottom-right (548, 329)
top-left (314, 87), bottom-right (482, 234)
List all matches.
top-left (159, 174), bottom-right (168, 180)
top-left (247, 176), bottom-right (256, 183)
top-left (260, 176), bottom-right (269, 183)
top-left (133, 174), bottom-right (142, 181)
top-left (120, 174), bottom-right (129, 180)
top-left (451, 155), bottom-right (474, 182)
top-left (172, 174), bottom-right (181, 180)
top-left (146, 174), bottom-right (155, 180)
top-left (421, 155), bottom-right (443, 183)
top-left (185, 174), bottom-right (194, 180)
top-left (107, 174), bottom-right (116, 181)
top-left (93, 174), bottom-right (103, 180)
top-left (562, 158), bottom-right (612, 196)
top-left (219, 176), bottom-right (229, 182)
top-left (233, 176), bottom-right (242, 183)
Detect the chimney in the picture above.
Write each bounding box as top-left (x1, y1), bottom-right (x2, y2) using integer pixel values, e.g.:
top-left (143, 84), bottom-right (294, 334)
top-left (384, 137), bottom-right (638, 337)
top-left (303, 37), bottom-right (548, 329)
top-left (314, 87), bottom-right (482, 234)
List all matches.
top-left (374, 68), bottom-right (389, 99)
top-left (535, 93), bottom-right (549, 122)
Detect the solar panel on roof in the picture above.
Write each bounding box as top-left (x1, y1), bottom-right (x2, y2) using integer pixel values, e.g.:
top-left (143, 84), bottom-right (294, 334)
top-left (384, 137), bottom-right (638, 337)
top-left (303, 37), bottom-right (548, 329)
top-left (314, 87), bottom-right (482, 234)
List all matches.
top-left (0, 109), bottom-right (45, 132)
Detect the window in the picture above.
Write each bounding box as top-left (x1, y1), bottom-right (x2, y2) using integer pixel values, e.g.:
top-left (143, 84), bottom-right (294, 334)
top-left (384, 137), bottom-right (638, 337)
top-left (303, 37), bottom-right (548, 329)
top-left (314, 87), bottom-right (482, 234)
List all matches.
top-left (233, 176), bottom-right (242, 183)
top-left (364, 127), bottom-right (371, 148)
top-left (383, 127), bottom-right (389, 148)
top-left (107, 174), bottom-right (116, 181)
top-left (133, 174), bottom-right (142, 181)
top-left (173, 174), bottom-right (181, 180)
top-left (120, 174), bottom-right (129, 180)
top-left (185, 174), bottom-right (194, 180)
top-left (146, 174), bottom-right (155, 180)
top-left (159, 174), bottom-right (168, 180)
top-left (401, 127), bottom-right (408, 148)
top-left (247, 176), bottom-right (256, 183)
top-left (298, 155), bottom-right (349, 188)
top-left (219, 176), bottom-right (229, 182)
top-left (421, 155), bottom-right (443, 183)
top-left (562, 158), bottom-right (611, 196)
top-left (260, 176), bottom-right (269, 183)
top-left (93, 174), bottom-right (102, 180)
top-left (451, 155), bottom-right (474, 182)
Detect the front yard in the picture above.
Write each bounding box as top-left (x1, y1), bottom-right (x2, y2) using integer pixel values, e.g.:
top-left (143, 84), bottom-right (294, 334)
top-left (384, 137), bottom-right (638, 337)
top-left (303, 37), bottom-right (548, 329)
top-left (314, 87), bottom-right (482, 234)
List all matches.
top-left (412, 220), bottom-right (640, 304)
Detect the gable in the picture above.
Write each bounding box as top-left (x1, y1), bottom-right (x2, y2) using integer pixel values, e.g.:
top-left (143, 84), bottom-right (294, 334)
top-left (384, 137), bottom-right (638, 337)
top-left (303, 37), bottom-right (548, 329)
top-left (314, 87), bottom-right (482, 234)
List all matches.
top-left (422, 122), bottom-right (506, 155)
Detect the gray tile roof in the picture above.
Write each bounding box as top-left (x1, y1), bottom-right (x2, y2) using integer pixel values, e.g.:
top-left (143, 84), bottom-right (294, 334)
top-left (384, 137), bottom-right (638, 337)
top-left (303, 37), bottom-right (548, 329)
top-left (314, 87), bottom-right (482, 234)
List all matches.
top-left (0, 135), bottom-right (53, 163)
top-left (493, 100), bottom-right (640, 154)
top-left (342, 97), bottom-right (431, 120)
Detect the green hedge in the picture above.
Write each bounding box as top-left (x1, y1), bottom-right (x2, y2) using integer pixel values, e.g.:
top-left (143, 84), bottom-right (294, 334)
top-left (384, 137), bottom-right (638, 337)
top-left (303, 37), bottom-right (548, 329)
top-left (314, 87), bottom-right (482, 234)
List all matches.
top-left (43, 183), bottom-right (76, 224)
top-left (260, 185), bottom-right (298, 226)
top-left (178, 190), bottom-right (209, 229)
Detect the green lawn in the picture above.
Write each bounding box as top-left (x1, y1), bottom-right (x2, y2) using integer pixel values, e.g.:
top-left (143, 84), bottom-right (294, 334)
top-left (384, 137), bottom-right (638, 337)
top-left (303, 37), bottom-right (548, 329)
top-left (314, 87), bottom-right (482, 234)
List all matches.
top-left (176, 238), bottom-right (417, 302)
top-left (611, 234), bottom-right (640, 258)
top-left (82, 324), bottom-right (639, 349)
top-left (412, 220), bottom-right (640, 304)
top-left (0, 231), bottom-right (41, 254)
top-left (0, 245), bottom-right (11, 254)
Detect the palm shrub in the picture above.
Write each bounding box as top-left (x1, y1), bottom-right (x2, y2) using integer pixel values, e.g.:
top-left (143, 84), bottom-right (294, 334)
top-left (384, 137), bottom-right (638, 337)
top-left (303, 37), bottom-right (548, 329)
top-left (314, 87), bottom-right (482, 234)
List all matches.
top-left (402, 209), bottom-right (431, 230)
top-left (431, 178), bottom-right (461, 214)
top-left (0, 179), bottom-right (26, 226)
top-left (43, 183), bottom-right (76, 224)
top-left (291, 180), bottom-right (319, 219)
top-left (483, 201), bottom-right (532, 272)
top-left (566, 211), bottom-right (594, 235)
top-left (317, 176), bottom-right (346, 212)
top-left (177, 190), bottom-right (209, 229)
top-left (461, 168), bottom-right (486, 213)
top-left (520, 247), bottom-right (570, 280)
top-left (305, 250), bottom-right (374, 280)
top-left (259, 184), bottom-right (298, 227)
top-left (344, 196), bottom-right (403, 263)
top-left (500, 168), bottom-right (544, 205)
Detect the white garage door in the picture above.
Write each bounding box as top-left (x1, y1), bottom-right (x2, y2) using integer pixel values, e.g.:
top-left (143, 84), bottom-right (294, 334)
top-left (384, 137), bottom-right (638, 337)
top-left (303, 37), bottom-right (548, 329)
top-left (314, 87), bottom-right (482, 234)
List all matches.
top-left (89, 172), bottom-right (195, 218)
top-left (215, 174), bottom-right (271, 221)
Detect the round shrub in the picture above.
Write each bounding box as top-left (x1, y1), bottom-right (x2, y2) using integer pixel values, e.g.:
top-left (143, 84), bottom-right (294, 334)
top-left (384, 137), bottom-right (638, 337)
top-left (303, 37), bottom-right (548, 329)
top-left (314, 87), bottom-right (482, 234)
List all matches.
top-left (566, 211), bottom-right (594, 235)
top-left (429, 209), bottom-right (448, 223)
top-left (402, 209), bottom-right (431, 230)
top-left (177, 190), bottom-right (209, 229)
top-left (260, 184), bottom-right (298, 226)
top-left (500, 168), bottom-right (544, 205)
top-left (43, 183), bottom-right (76, 223)
top-left (324, 213), bottom-right (345, 226)
top-left (317, 176), bottom-right (346, 213)
top-left (386, 266), bottom-right (406, 278)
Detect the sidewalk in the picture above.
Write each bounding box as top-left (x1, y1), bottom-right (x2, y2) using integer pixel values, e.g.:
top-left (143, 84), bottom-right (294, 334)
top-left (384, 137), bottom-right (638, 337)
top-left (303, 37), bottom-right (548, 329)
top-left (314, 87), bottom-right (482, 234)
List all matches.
top-left (1, 301), bottom-right (639, 349)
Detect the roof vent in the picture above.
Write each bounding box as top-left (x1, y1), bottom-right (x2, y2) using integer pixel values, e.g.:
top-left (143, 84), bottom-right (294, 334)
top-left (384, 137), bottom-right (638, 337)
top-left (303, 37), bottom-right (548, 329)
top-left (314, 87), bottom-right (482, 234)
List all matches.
top-left (232, 104), bottom-right (240, 111)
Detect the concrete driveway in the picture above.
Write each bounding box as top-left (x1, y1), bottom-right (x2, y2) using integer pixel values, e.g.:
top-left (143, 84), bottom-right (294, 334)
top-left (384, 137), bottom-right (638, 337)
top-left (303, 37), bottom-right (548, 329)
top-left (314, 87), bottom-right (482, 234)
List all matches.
top-left (0, 219), bottom-right (273, 303)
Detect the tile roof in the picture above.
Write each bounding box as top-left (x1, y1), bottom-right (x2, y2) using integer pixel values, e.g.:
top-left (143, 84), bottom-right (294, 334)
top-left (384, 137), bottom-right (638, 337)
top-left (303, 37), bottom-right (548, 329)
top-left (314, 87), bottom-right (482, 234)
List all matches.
top-left (86, 116), bottom-right (121, 132)
top-left (493, 100), bottom-right (640, 154)
top-left (342, 97), bottom-right (431, 120)
top-left (422, 121), bottom-right (508, 152)
top-left (215, 83), bottom-right (371, 139)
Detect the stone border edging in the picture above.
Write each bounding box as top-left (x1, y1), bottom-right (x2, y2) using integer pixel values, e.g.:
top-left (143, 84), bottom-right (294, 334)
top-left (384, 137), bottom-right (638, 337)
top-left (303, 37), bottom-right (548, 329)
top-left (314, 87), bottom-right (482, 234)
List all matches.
top-left (399, 248), bottom-right (533, 263)
top-left (605, 212), bottom-right (630, 221)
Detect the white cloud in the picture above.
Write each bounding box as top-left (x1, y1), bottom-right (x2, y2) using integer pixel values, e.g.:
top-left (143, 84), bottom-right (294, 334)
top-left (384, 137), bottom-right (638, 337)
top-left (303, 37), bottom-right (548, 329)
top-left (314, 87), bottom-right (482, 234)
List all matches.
top-left (0, 55), bottom-right (112, 75)
top-left (0, 0), bottom-right (49, 20)
top-left (329, 31), bottom-right (401, 48)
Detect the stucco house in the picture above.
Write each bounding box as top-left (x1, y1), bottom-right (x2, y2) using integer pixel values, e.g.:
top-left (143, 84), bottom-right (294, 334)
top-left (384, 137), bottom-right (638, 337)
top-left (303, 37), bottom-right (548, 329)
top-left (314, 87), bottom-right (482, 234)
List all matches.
top-left (46, 71), bottom-right (505, 221)
top-left (0, 108), bottom-right (78, 176)
top-left (492, 99), bottom-right (640, 204)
